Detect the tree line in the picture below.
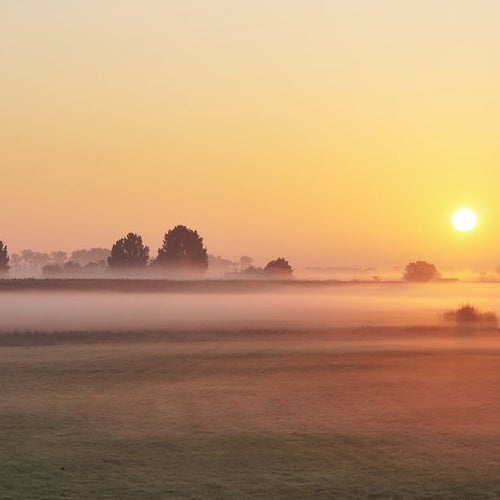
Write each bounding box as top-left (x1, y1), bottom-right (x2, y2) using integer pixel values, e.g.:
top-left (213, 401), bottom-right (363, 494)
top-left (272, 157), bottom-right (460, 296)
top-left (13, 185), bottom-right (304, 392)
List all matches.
top-left (0, 225), bottom-right (294, 279)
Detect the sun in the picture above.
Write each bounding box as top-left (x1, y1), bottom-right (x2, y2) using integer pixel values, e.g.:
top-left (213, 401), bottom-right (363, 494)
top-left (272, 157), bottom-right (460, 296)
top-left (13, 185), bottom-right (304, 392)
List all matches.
top-left (452, 208), bottom-right (477, 232)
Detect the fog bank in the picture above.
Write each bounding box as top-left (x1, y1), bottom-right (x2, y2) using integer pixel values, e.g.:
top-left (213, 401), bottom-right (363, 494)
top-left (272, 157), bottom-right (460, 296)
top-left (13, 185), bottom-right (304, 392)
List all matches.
top-left (1, 282), bottom-right (499, 332)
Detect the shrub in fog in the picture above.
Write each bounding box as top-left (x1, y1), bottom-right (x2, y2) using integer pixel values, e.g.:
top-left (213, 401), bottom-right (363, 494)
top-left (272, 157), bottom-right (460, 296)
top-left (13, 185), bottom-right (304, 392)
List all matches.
top-left (444, 304), bottom-right (498, 328)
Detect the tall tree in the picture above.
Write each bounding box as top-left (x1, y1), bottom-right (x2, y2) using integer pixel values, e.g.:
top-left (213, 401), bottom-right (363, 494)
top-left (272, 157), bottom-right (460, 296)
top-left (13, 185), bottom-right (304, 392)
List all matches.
top-left (0, 241), bottom-right (10, 275)
top-left (107, 233), bottom-right (150, 269)
top-left (155, 225), bottom-right (208, 275)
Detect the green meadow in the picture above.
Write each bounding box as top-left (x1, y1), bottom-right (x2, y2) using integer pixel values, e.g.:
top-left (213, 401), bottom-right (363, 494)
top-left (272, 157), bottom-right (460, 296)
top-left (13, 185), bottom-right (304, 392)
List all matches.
top-left (2, 328), bottom-right (500, 499)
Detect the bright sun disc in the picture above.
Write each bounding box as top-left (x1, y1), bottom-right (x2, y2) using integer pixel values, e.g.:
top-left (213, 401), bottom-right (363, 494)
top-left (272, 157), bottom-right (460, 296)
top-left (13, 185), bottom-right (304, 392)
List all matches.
top-left (452, 209), bottom-right (477, 232)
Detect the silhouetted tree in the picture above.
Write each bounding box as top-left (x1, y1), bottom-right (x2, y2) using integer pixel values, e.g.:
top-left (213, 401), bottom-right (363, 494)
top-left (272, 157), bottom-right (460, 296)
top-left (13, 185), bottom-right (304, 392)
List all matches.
top-left (0, 241), bottom-right (10, 275)
top-left (154, 225), bottom-right (208, 275)
top-left (403, 261), bottom-right (440, 282)
top-left (108, 233), bottom-right (150, 269)
top-left (264, 258), bottom-right (293, 279)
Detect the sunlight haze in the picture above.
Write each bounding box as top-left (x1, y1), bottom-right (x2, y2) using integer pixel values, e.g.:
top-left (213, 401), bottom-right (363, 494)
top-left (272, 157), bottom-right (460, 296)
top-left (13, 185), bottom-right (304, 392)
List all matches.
top-left (3, 6), bottom-right (500, 497)
top-left (1, 1), bottom-right (499, 269)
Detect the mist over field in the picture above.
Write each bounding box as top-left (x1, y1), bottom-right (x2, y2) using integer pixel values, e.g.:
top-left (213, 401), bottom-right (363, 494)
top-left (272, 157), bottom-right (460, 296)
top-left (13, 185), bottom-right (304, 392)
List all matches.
top-left (1, 282), bottom-right (500, 498)
top-left (1, 282), bottom-right (499, 333)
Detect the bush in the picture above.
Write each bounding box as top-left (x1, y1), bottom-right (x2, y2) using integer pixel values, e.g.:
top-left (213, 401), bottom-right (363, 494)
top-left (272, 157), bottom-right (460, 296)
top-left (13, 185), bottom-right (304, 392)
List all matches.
top-left (444, 304), bottom-right (498, 328)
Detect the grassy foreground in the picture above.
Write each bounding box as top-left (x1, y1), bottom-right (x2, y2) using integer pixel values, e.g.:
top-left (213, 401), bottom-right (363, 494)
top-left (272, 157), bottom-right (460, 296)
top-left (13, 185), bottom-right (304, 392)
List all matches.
top-left (2, 329), bottom-right (500, 499)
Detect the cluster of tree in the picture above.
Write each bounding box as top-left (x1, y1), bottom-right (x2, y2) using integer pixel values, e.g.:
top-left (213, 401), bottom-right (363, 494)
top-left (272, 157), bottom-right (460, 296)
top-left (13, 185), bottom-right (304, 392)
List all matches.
top-left (10, 249), bottom-right (67, 272)
top-left (107, 225), bottom-right (209, 277)
top-left (235, 258), bottom-right (294, 279)
top-left (69, 248), bottom-right (111, 266)
top-left (4, 247), bottom-right (111, 277)
top-left (2, 236), bottom-right (443, 283)
top-left (42, 259), bottom-right (107, 277)
top-left (1, 235), bottom-right (294, 281)
top-left (208, 254), bottom-right (237, 275)
top-left (2, 236), bottom-right (445, 283)
top-left (105, 226), bottom-right (294, 279)
top-left (41, 248), bottom-right (110, 277)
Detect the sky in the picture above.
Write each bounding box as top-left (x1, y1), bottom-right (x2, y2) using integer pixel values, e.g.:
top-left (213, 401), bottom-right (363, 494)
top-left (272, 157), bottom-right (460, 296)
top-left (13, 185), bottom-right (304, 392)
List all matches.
top-left (1, 1), bottom-right (499, 270)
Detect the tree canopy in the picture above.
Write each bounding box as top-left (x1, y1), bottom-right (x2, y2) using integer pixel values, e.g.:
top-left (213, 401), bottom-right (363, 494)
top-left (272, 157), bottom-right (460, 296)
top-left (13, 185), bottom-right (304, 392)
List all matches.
top-left (0, 241), bottom-right (10, 274)
top-left (264, 257), bottom-right (293, 279)
top-left (154, 225), bottom-right (208, 275)
top-left (403, 260), bottom-right (440, 282)
top-left (107, 233), bottom-right (150, 268)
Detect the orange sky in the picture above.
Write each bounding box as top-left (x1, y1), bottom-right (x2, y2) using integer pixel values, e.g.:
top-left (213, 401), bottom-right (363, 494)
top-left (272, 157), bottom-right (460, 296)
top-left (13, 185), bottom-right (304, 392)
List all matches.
top-left (1, 1), bottom-right (499, 270)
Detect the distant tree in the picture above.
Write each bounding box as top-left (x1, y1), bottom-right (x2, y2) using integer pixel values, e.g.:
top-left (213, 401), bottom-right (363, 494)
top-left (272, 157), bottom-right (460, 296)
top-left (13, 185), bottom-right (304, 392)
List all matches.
top-left (43, 260), bottom-right (83, 277)
top-left (42, 263), bottom-right (64, 277)
top-left (43, 259), bottom-right (106, 277)
top-left (50, 251), bottom-right (68, 266)
top-left (264, 257), bottom-right (293, 279)
top-left (108, 233), bottom-right (150, 269)
top-left (208, 254), bottom-right (236, 275)
top-left (0, 241), bottom-right (10, 275)
top-left (154, 225), bottom-right (208, 275)
top-left (11, 249), bottom-right (51, 273)
top-left (239, 255), bottom-right (253, 271)
top-left (71, 248), bottom-right (111, 266)
top-left (403, 261), bottom-right (441, 282)
top-left (63, 260), bottom-right (82, 273)
top-left (83, 260), bottom-right (107, 271)
top-left (241, 265), bottom-right (265, 278)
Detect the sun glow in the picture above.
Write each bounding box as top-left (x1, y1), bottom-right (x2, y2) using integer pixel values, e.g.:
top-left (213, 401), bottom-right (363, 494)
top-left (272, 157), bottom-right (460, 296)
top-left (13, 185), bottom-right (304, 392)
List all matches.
top-left (452, 209), bottom-right (477, 232)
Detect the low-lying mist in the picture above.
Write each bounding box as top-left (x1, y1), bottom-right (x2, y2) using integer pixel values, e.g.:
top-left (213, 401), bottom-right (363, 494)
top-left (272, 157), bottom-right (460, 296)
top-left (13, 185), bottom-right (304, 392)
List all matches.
top-left (1, 282), bottom-right (499, 333)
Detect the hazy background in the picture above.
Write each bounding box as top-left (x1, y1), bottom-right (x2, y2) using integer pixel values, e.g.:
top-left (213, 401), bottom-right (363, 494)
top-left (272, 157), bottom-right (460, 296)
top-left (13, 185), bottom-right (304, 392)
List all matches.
top-left (1, 1), bottom-right (499, 269)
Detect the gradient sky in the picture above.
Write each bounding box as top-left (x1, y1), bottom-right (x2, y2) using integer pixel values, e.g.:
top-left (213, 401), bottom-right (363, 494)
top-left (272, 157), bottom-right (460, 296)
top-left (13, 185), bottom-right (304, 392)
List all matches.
top-left (1, 1), bottom-right (499, 269)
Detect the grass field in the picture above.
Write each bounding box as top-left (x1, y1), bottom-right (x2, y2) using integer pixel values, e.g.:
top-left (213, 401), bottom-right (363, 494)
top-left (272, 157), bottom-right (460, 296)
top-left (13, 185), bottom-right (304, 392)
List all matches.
top-left (2, 328), bottom-right (500, 499)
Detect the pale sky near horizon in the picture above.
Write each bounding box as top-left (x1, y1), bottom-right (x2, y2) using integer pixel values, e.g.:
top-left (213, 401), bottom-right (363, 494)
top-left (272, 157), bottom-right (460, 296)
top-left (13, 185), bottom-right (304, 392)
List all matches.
top-left (1, 1), bottom-right (499, 269)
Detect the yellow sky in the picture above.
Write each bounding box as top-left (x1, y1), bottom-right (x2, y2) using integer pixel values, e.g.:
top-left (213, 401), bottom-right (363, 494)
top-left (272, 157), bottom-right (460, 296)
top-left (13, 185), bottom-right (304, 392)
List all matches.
top-left (1, 1), bottom-right (499, 269)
